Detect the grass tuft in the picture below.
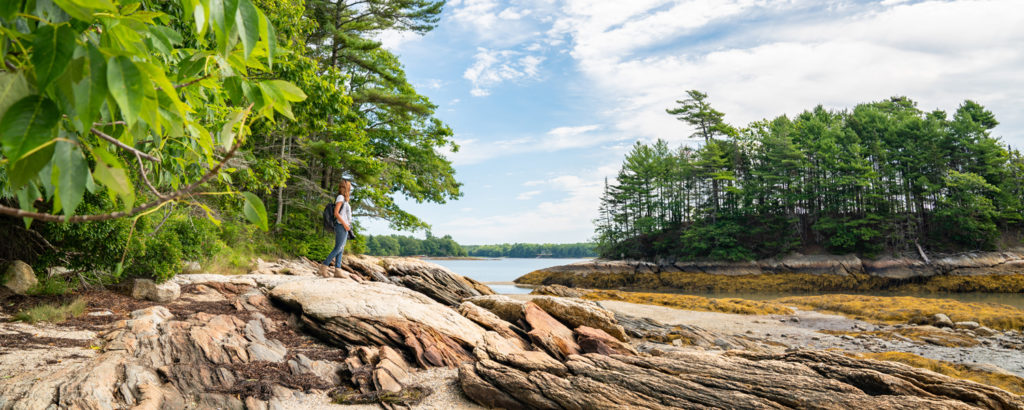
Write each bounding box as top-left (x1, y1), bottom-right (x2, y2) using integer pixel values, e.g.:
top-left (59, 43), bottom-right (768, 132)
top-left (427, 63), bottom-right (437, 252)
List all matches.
top-left (854, 351), bottom-right (1024, 395)
top-left (776, 294), bottom-right (1024, 330)
top-left (12, 298), bottom-right (87, 324)
top-left (582, 289), bottom-right (793, 315)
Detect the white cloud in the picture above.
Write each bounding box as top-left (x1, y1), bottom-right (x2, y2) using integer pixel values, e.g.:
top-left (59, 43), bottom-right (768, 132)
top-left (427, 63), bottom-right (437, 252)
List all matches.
top-left (546, 0), bottom-right (1024, 146)
top-left (375, 29), bottom-right (421, 50)
top-left (437, 167), bottom-right (614, 243)
top-left (447, 124), bottom-right (619, 165)
top-left (463, 48), bottom-right (546, 97)
top-left (516, 190), bottom-right (542, 200)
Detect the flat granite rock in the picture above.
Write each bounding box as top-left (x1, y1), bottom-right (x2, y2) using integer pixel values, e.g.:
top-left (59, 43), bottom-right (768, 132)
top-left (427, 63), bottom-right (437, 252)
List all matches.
top-left (270, 278), bottom-right (487, 367)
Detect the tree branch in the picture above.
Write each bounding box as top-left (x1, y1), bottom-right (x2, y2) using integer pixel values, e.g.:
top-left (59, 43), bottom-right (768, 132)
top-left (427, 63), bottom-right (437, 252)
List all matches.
top-left (173, 74), bottom-right (211, 90)
top-left (134, 151), bottom-right (165, 199)
top-left (0, 139), bottom-right (242, 223)
top-left (90, 128), bottom-right (159, 162)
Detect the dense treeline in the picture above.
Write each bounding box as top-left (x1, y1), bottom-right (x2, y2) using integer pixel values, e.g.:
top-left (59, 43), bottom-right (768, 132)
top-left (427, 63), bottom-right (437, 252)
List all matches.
top-left (364, 234), bottom-right (466, 257)
top-left (362, 236), bottom-right (597, 258)
top-left (463, 243), bottom-right (597, 258)
top-left (0, 0), bottom-right (458, 285)
top-left (596, 92), bottom-right (1024, 261)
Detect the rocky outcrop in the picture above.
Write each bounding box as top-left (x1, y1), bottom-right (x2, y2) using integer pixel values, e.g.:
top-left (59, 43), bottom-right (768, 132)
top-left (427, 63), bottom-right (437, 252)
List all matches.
top-left (531, 284), bottom-right (583, 298)
top-left (523, 302), bottom-right (581, 361)
top-left (458, 302), bottom-right (530, 349)
top-left (0, 304), bottom-right (329, 409)
top-left (132, 278), bottom-right (181, 302)
top-left (529, 295), bottom-right (629, 342)
top-left (517, 249), bottom-right (1024, 289)
top-left (270, 278), bottom-right (485, 367)
top-left (460, 338), bottom-right (1024, 409)
top-left (575, 325), bottom-right (637, 356)
top-left (464, 295), bottom-right (528, 323)
top-left (2, 260), bottom-right (36, 295)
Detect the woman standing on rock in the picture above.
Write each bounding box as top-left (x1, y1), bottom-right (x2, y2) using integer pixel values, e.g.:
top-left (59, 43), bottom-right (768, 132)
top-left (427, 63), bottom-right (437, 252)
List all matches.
top-left (320, 180), bottom-right (353, 277)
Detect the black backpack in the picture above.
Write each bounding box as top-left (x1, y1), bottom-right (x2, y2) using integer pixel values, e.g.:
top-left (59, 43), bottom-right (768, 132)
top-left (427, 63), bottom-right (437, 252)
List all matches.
top-left (322, 202), bottom-right (336, 233)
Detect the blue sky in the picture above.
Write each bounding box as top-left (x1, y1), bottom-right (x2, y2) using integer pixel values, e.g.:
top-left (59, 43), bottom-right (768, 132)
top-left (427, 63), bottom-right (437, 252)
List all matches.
top-left (362, 0), bottom-right (1024, 245)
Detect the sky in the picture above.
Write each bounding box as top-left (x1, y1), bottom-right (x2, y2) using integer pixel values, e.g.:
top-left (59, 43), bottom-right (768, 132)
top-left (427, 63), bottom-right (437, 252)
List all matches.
top-left (361, 0), bottom-right (1024, 245)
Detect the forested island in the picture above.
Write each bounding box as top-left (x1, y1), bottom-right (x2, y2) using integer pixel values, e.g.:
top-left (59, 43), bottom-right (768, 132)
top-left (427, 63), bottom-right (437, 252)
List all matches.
top-left (362, 234), bottom-right (596, 258)
top-left (596, 91), bottom-right (1024, 262)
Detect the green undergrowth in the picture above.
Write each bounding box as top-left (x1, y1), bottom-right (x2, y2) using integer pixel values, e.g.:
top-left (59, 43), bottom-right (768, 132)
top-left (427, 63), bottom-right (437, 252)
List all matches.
top-left (582, 289), bottom-right (792, 315)
top-left (13, 298), bottom-right (87, 324)
top-left (777, 294), bottom-right (1024, 330)
top-left (854, 352), bottom-right (1024, 395)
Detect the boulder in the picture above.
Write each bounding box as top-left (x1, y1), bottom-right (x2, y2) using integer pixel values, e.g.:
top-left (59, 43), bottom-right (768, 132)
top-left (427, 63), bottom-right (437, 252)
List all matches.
top-left (575, 326), bottom-right (637, 356)
top-left (131, 279), bottom-right (180, 302)
top-left (463, 295), bottom-right (526, 324)
top-left (270, 278), bottom-right (486, 367)
top-left (975, 326), bottom-right (999, 337)
top-left (931, 313), bottom-right (954, 328)
top-left (954, 321), bottom-right (980, 330)
top-left (529, 295), bottom-right (629, 342)
top-left (530, 284), bottom-right (583, 298)
top-left (522, 302), bottom-right (580, 361)
top-left (378, 257), bottom-right (485, 305)
top-left (2, 260), bottom-right (37, 295)
top-left (458, 302), bottom-right (530, 349)
top-left (460, 341), bottom-right (1024, 409)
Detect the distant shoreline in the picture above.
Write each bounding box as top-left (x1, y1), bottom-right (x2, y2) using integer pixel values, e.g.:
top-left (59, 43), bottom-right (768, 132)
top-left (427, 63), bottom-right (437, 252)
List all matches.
top-left (412, 256), bottom-right (597, 261)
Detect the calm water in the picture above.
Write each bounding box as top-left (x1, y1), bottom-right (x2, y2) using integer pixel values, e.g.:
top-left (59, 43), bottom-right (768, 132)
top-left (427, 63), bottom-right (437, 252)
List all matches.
top-left (427, 258), bottom-right (1024, 308)
top-left (425, 258), bottom-right (589, 294)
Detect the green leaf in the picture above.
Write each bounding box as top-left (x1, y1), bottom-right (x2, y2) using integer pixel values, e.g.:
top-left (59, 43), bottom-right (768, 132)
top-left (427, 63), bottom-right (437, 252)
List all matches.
top-left (16, 183), bottom-right (40, 228)
top-left (79, 44), bottom-right (107, 128)
top-left (235, 0), bottom-right (259, 60)
top-left (9, 143), bottom-right (55, 190)
top-left (188, 0), bottom-right (208, 37)
top-left (0, 0), bottom-right (22, 20)
top-left (0, 95), bottom-right (60, 188)
top-left (209, 0), bottom-right (239, 55)
top-left (0, 72), bottom-right (31, 120)
top-left (263, 80), bottom-right (306, 102)
top-left (107, 56), bottom-right (146, 126)
top-left (54, 140), bottom-right (87, 216)
top-left (92, 146), bottom-right (135, 210)
top-left (198, 203), bottom-right (221, 226)
top-left (258, 81), bottom-right (293, 120)
top-left (50, 0), bottom-right (95, 22)
top-left (219, 109), bottom-right (245, 150)
top-left (242, 192), bottom-right (268, 231)
top-left (31, 24), bottom-right (76, 90)
top-left (70, 0), bottom-right (116, 11)
top-left (259, 12), bottom-right (276, 69)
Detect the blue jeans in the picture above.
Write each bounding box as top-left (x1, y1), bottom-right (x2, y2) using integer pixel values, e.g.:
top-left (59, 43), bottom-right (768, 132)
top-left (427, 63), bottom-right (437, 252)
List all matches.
top-left (322, 223), bottom-right (348, 268)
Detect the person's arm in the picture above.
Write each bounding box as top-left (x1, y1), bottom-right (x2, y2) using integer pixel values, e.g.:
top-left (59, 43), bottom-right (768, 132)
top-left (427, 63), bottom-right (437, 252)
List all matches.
top-left (334, 201), bottom-right (351, 231)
